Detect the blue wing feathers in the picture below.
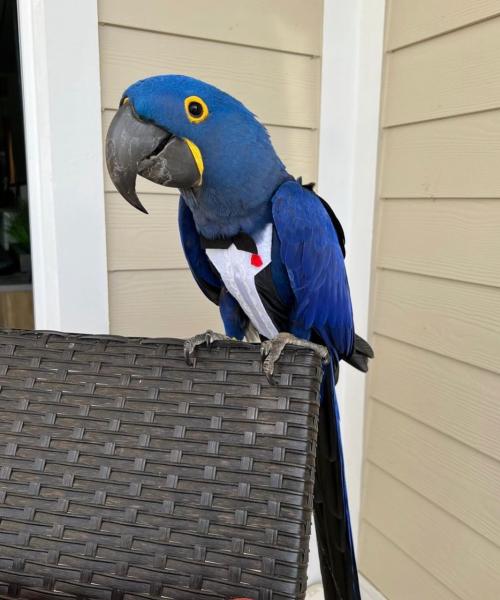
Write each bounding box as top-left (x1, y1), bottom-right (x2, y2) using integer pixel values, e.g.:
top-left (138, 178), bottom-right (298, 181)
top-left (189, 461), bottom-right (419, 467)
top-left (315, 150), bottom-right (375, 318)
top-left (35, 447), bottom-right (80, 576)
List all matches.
top-left (219, 288), bottom-right (247, 340)
top-left (178, 196), bottom-right (222, 304)
top-left (271, 181), bottom-right (354, 358)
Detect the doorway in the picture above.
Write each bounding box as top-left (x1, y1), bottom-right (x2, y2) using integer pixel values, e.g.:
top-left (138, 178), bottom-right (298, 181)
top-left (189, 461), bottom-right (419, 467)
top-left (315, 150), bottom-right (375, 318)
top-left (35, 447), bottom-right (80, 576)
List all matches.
top-left (0, 0), bottom-right (33, 328)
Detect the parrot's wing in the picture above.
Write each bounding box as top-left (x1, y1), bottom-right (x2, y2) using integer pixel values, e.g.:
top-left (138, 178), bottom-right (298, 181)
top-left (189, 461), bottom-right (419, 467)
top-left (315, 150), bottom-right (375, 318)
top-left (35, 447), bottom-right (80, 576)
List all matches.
top-left (273, 181), bottom-right (361, 599)
top-left (271, 180), bottom-right (354, 359)
top-left (178, 196), bottom-right (222, 305)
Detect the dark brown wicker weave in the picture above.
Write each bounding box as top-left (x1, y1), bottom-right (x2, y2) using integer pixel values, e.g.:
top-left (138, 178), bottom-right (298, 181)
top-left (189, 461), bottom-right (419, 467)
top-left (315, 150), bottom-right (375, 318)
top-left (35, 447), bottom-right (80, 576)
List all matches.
top-left (0, 330), bottom-right (322, 600)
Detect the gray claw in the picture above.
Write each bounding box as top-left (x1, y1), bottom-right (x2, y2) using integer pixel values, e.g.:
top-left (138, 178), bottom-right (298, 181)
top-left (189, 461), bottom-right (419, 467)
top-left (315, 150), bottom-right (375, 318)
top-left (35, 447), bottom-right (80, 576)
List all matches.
top-left (183, 330), bottom-right (230, 365)
top-left (263, 358), bottom-right (277, 385)
top-left (205, 331), bottom-right (212, 350)
top-left (184, 346), bottom-right (193, 366)
top-left (260, 340), bottom-right (271, 358)
top-left (260, 332), bottom-right (329, 385)
top-left (205, 329), bottom-right (219, 351)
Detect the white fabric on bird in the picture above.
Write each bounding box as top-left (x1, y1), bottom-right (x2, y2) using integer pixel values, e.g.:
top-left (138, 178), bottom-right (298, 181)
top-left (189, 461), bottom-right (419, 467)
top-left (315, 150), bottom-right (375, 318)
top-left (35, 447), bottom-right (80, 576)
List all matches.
top-left (205, 222), bottom-right (278, 339)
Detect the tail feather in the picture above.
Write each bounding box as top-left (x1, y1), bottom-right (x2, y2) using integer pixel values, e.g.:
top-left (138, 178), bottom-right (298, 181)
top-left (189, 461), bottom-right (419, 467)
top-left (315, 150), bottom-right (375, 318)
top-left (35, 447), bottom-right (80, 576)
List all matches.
top-left (314, 363), bottom-right (361, 600)
top-left (346, 334), bottom-right (374, 373)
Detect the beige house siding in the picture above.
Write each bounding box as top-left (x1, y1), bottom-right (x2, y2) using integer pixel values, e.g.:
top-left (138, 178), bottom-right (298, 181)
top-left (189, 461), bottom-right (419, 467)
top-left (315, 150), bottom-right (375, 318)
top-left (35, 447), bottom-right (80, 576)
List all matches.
top-left (359, 2), bottom-right (500, 599)
top-left (97, 0), bottom-right (323, 337)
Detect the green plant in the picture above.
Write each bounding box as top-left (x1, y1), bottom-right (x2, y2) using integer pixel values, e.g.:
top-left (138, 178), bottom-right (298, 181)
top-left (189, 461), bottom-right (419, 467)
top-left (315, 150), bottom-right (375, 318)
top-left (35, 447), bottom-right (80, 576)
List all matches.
top-left (8, 207), bottom-right (30, 254)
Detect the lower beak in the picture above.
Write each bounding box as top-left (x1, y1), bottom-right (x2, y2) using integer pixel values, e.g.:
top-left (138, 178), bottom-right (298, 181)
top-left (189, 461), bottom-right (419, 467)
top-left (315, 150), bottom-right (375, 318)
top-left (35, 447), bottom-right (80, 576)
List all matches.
top-left (105, 102), bottom-right (203, 213)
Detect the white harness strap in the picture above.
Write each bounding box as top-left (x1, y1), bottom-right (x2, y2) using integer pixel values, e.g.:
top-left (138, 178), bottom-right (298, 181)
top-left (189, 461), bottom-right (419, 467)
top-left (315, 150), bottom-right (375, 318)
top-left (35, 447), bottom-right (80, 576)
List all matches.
top-left (205, 223), bottom-right (278, 340)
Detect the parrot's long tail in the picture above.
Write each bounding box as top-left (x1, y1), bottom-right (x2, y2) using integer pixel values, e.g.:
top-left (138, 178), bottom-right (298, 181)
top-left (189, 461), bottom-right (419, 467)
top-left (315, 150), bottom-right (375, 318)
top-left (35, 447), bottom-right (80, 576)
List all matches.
top-left (313, 363), bottom-right (361, 600)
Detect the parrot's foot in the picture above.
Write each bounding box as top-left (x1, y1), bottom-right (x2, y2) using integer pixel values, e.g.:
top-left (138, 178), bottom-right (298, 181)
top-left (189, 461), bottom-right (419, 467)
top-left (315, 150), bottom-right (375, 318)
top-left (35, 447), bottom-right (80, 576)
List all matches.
top-left (260, 332), bottom-right (329, 385)
top-left (183, 330), bottom-right (231, 365)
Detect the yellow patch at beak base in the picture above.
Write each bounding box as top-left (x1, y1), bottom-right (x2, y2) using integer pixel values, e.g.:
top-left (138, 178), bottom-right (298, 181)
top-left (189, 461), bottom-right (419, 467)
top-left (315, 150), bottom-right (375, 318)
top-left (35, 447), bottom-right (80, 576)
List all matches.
top-left (183, 138), bottom-right (204, 184)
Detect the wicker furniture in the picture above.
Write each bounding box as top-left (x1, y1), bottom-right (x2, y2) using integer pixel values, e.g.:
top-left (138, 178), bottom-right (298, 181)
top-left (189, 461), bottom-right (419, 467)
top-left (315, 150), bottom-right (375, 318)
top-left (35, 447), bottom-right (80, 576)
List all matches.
top-left (0, 330), bottom-right (322, 600)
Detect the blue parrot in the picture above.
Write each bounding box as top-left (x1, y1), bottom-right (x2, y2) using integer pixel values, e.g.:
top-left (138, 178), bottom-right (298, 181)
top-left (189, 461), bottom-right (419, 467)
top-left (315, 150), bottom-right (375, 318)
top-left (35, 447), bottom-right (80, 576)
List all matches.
top-left (106, 74), bottom-right (373, 600)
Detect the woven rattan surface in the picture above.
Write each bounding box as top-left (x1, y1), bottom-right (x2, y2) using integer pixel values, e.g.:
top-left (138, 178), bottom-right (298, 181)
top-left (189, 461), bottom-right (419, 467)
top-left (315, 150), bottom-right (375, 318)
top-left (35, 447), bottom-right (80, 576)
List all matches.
top-left (0, 330), bottom-right (322, 600)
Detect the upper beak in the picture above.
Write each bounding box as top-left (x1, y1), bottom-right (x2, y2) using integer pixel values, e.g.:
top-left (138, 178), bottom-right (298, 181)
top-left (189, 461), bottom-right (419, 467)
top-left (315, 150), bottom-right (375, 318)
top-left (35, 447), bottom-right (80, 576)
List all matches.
top-left (105, 101), bottom-right (203, 213)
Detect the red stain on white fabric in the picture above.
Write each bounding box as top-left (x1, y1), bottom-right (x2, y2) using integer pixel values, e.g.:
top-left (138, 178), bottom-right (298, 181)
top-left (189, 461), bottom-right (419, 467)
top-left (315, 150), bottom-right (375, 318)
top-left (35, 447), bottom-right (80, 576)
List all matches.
top-left (251, 253), bottom-right (263, 267)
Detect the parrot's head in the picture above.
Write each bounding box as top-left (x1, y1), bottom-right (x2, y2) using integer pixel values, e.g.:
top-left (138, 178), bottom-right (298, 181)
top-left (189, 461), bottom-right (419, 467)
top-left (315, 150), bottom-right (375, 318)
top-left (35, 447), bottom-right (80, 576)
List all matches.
top-left (106, 74), bottom-right (288, 235)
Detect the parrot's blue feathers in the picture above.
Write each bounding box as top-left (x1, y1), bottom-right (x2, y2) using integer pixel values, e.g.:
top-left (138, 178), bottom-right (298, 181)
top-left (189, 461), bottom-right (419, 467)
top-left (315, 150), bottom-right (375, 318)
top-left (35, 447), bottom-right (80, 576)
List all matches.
top-left (178, 196), bottom-right (222, 304)
top-left (218, 288), bottom-right (248, 340)
top-left (271, 181), bottom-right (360, 599)
top-left (271, 180), bottom-right (355, 359)
top-left (120, 74), bottom-right (367, 600)
top-left (270, 227), bottom-right (295, 309)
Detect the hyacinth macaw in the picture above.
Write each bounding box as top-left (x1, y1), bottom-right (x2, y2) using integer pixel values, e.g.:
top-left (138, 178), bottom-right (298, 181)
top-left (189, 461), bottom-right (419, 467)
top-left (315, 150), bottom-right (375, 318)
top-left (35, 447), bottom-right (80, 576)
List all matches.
top-left (106, 75), bottom-right (373, 600)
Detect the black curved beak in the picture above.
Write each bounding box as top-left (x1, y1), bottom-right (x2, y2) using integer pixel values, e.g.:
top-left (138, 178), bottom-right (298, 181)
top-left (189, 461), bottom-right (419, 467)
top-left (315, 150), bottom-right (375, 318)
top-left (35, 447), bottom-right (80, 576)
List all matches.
top-left (105, 102), bottom-right (203, 213)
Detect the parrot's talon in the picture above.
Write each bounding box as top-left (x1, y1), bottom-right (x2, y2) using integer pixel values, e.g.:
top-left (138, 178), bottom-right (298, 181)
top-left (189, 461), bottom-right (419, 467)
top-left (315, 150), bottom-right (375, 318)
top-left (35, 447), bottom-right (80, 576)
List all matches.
top-left (260, 340), bottom-right (271, 359)
top-left (183, 330), bottom-right (230, 365)
top-left (205, 330), bottom-right (213, 350)
top-left (260, 333), bottom-right (329, 384)
top-left (184, 347), bottom-right (194, 366)
top-left (263, 357), bottom-right (277, 386)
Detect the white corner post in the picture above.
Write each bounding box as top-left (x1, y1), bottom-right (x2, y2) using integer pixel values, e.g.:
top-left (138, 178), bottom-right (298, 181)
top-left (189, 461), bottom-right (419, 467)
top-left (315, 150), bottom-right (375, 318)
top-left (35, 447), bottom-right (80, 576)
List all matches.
top-left (17, 0), bottom-right (109, 333)
top-left (314, 0), bottom-right (386, 589)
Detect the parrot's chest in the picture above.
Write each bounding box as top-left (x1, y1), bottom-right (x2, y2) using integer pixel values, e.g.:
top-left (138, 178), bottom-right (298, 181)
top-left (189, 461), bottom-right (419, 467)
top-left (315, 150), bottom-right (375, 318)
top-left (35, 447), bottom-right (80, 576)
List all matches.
top-left (204, 223), bottom-right (279, 339)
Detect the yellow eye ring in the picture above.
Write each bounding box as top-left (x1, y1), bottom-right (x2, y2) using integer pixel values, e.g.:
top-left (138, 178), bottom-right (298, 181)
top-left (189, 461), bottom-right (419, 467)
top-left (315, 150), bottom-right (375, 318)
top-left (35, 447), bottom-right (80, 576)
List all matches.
top-left (184, 96), bottom-right (209, 123)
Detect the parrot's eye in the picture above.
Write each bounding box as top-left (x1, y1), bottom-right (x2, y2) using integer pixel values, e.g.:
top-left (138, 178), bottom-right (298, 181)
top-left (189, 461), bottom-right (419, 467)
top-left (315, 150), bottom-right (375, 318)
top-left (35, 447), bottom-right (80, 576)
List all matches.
top-left (184, 96), bottom-right (209, 123)
top-left (189, 101), bottom-right (203, 116)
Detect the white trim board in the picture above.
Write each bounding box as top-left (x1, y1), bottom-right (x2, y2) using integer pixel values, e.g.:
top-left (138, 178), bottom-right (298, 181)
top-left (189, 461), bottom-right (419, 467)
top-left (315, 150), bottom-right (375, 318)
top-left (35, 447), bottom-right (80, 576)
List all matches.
top-left (17, 0), bottom-right (109, 333)
top-left (308, 0), bottom-right (386, 583)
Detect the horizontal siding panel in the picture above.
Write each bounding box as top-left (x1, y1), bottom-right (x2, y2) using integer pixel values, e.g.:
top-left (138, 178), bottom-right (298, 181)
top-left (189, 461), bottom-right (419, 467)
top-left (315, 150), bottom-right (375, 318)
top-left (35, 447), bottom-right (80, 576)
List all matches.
top-left (108, 269), bottom-right (221, 337)
top-left (381, 111), bottom-right (500, 198)
top-left (366, 400), bottom-right (500, 545)
top-left (377, 199), bottom-right (500, 287)
top-left (359, 523), bottom-right (459, 600)
top-left (268, 126), bottom-right (318, 182)
top-left (373, 270), bottom-right (500, 374)
top-left (386, 0), bottom-right (500, 50)
top-left (98, 0), bottom-right (322, 56)
top-left (384, 17), bottom-right (500, 126)
top-left (370, 336), bottom-right (500, 461)
top-left (99, 25), bottom-right (320, 128)
top-left (102, 110), bottom-right (318, 196)
top-left (365, 3), bottom-right (500, 597)
top-left (362, 464), bottom-right (500, 600)
top-left (106, 193), bottom-right (186, 271)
